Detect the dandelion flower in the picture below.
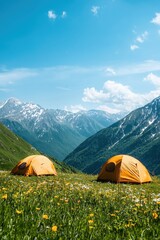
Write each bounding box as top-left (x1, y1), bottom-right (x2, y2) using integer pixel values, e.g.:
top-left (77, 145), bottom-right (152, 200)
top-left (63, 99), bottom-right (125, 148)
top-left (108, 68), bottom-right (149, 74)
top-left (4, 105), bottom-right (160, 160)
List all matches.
top-left (51, 225), bottom-right (57, 232)
top-left (135, 203), bottom-right (140, 207)
top-left (2, 194), bottom-right (7, 200)
top-left (152, 212), bottom-right (158, 219)
top-left (125, 223), bottom-right (135, 228)
top-left (16, 209), bottom-right (23, 214)
top-left (89, 213), bottom-right (94, 217)
top-left (43, 214), bottom-right (49, 219)
top-left (88, 220), bottom-right (94, 224)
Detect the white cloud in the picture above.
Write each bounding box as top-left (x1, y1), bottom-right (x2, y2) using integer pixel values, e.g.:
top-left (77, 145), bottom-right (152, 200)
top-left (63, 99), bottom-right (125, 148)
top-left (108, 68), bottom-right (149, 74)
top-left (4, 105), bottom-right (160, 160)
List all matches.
top-left (130, 31), bottom-right (148, 51)
top-left (91, 6), bottom-right (100, 15)
top-left (82, 87), bottom-right (107, 103)
top-left (136, 31), bottom-right (148, 43)
top-left (130, 45), bottom-right (139, 51)
top-left (151, 12), bottom-right (160, 25)
top-left (144, 73), bottom-right (160, 87)
top-left (64, 104), bottom-right (86, 113)
top-left (61, 11), bottom-right (67, 18)
top-left (105, 67), bottom-right (116, 76)
top-left (82, 80), bottom-right (160, 112)
top-left (97, 105), bottom-right (120, 114)
top-left (48, 10), bottom-right (57, 20)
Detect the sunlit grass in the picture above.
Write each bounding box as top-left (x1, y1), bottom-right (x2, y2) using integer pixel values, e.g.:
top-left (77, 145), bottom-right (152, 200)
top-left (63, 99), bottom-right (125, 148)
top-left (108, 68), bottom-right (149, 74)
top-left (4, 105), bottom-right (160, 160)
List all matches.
top-left (0, 171), bottom-right (160, 239)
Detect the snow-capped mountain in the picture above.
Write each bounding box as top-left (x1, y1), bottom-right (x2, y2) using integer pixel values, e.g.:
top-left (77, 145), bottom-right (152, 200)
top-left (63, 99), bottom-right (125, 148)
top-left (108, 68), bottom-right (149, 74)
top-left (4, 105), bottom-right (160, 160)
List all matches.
top-left (0, 98), bottom-right (121, 160)
top-left (64, 96), bottom-right (160, 175)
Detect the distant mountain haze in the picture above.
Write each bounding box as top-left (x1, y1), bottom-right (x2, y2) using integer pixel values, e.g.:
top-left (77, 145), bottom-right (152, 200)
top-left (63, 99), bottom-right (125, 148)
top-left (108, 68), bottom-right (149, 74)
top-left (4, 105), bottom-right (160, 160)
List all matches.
top-left (0, 98), bottom-right (123, 160)
top-left (64, 96), bottom-right (160, 175)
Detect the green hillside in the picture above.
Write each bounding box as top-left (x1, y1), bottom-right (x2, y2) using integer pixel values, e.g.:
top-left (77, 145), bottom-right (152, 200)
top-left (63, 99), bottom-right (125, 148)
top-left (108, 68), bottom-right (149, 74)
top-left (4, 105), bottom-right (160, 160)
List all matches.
top-left (0, 123), bottom-right (39, 170)
top-left (0, 123), bottom-right (78, 173)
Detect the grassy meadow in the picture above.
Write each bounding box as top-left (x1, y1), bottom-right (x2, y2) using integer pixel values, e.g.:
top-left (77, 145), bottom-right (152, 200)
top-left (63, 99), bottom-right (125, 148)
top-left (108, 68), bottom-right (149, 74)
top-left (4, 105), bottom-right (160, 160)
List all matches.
top-left (0, 171), bottom-right (160, 240)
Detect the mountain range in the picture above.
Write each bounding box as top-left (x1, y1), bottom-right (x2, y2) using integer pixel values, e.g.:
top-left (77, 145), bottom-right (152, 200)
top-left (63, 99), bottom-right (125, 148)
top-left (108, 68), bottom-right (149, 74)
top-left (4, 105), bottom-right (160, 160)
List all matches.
top-left (0, 98), bottom-right (122, 160)
top-left (64, 96), bottom-right (160, 175)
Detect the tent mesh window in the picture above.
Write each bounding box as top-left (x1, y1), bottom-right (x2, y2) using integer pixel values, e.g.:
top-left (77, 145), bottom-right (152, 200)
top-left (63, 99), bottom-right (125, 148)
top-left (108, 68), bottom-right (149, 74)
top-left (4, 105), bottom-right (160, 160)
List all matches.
top-left (105, 162), bottom-right (115, 172)
top-left (18, 162), bottom-right (27, 170)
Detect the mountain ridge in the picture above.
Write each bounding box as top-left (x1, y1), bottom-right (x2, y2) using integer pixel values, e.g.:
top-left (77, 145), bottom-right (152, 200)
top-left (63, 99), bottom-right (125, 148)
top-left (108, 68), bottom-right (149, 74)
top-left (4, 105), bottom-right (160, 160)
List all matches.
top-left (64, 96), bottom-right (160, 175)
top-left (0, 98), bottom-right (123, 160)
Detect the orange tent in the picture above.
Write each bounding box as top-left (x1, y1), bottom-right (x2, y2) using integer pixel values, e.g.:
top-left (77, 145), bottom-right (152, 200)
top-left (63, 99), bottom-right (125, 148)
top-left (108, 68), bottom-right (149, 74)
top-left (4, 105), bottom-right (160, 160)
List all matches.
top-left (97, 155), bottom-right (152, 184)
top-left (11, 155), bottom-right (57, 176)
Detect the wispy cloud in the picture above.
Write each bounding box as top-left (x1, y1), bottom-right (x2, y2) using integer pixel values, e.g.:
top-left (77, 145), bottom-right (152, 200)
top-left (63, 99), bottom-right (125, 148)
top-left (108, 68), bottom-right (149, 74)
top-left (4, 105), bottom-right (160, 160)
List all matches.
top-left (91, 6), bottom-right (100, 16)
top-left (151, 12), bottom-right (160, 25)
top-left (64, 104), bottom-right (86, 113)
top-left (0, 68), bottom-right (38, 85)
top-left (115, 60), bottom-right (160, 76)
top-left (61, 11), bottom-right (67, 18)
top-left (48, 10), bottom-right (57, 20)
top-left (136, 31), bottom-right (148, 43)
top-left (96, 105), bottom-right (120, 114)
top-left (130, 31), bottom-right (148, 51)
top-left (0, 88), bottom-right (11, 93)
top-left (105, 67), bottom-right (116, 76)
top-left (1, 61), bottom-right (160, 87)
top-left (130, 44), bottom-right (139, 51)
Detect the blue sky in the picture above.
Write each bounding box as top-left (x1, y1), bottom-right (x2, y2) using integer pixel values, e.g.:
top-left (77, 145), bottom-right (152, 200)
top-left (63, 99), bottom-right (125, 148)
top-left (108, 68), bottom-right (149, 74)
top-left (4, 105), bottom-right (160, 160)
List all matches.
top-left (0, 0), bottom-right (160, 113)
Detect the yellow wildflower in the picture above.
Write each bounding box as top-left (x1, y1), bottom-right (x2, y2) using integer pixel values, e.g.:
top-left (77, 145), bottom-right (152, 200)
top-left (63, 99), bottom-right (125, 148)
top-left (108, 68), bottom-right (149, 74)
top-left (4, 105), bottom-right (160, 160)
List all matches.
top-left (36, 208), bottom-right (40, 211)
top-left (135, 203), bottom-right (140, 207)
top-left (54, 196), bottom-right (58, 198)
top-left (51, 225), bottom-right (58, 232)
top-left (43, 214), bottom-right (49, 219)
top-left (156, 202), bottom-right (160, 205)
top-left (16, 209), bottom-right (23, 214)
top-left (88, 220), bottom-right (94, 224)
top-left (152, 212), bottom-right (158, 219)
top-left (110, 214), bottom-right (116, 217)
top-left (125, 223), bottom-right (135, 228)
top-left (2, 194), bottom-right (7, 200)
top-left (89, 213), bottom-right (94, 217)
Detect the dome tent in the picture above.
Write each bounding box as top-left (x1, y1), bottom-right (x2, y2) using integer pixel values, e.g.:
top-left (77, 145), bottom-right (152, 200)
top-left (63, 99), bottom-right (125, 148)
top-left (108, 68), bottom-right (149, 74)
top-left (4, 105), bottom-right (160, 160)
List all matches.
top-left (97, 155), bottom-right (152, 184)
top-left (11, 155), bottom-right (57, 176)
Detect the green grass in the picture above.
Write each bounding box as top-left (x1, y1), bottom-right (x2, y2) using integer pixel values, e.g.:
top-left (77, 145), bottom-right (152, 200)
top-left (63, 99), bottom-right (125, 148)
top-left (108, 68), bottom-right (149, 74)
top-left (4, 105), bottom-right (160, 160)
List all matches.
top-left (0, 123), bottom-right (39, 170)
top-left (0, 171), bottom-right (160, 240)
